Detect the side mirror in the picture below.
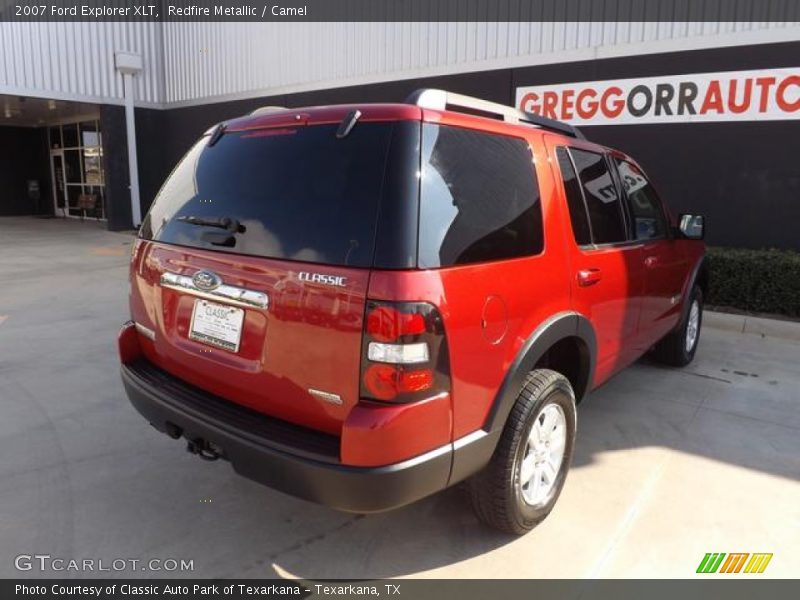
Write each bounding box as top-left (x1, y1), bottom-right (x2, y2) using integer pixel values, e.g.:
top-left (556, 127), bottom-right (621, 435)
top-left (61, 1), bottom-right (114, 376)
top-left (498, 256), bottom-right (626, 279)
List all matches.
top-left (678, 214), bottom-right (704, 240)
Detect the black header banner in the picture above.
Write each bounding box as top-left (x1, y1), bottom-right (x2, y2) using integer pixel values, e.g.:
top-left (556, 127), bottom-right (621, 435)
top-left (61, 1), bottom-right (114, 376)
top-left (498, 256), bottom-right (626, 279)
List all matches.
top-left (1, 0), bottom-right (799, 22)
top-left (4, 579), bottom-right (800, 600)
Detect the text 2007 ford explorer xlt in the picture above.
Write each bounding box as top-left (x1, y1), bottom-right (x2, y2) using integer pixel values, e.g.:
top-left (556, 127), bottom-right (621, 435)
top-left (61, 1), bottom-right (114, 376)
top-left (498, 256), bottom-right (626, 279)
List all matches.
top-left (119, 90), bottom-right (706, 534)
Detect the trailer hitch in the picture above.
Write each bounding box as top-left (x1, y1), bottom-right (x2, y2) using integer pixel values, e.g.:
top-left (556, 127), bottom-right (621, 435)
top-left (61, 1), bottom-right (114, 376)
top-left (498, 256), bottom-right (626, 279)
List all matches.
top-left (186, 438), bottom-right (222, 461)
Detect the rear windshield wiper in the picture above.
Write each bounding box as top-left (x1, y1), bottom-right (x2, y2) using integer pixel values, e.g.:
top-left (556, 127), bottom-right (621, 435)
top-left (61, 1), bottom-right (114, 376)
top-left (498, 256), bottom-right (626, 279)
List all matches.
top-left (176, 215), bottom-right (246, 233)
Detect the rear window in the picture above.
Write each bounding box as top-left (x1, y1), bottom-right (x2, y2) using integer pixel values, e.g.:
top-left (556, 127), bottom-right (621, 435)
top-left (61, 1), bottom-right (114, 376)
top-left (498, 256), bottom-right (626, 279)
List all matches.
top-left (140, 122), bottom-right (395, 268)
top-left (418, 124), bottom-right (544, 268)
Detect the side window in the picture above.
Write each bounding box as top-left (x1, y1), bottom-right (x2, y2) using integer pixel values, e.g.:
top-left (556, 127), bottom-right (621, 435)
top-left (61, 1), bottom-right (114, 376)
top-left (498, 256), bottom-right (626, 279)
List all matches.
top-left (569, 148), bottom-right (628, 245)
top-left (555, 147), bottom-right (591, 246)
top-left (419, 124), bottom-right (544, 268)
top-left (615, 158), bottom-right (668, 240)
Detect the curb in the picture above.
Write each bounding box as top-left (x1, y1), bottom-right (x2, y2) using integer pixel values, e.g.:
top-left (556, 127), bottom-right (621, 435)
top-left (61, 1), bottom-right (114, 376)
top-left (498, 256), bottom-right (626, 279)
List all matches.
top-left (704, 310), bottom-right (800, 343)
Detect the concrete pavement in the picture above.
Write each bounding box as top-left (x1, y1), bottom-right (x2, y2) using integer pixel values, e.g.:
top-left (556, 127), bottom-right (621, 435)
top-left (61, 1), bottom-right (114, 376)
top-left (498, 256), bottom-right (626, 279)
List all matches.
top-left (0, 216), bottom-right (798, 579)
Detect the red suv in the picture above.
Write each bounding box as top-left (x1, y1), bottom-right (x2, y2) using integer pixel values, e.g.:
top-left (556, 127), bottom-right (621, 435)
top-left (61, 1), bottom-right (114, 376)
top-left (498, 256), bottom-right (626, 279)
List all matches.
top-left (119, 90), bottom-right (706, 534)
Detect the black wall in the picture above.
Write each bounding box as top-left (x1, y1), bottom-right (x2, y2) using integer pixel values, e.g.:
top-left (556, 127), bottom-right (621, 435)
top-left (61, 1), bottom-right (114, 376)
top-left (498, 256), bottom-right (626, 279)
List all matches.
top-left (100, 104), bottom-right (135, 231)
top-left (0, 126), bottom-right (51, 217)
top-left (134, 40), bottom-right (800, 250)
top-left (133, 105), bottom-right (170, 224)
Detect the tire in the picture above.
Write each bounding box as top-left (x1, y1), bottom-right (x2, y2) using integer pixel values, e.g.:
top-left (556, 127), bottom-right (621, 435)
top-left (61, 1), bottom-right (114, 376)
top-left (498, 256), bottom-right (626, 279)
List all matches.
top-left (652, 285), bottom-right (703, 367)
top-left (468, 369), bottom-right (576, 535)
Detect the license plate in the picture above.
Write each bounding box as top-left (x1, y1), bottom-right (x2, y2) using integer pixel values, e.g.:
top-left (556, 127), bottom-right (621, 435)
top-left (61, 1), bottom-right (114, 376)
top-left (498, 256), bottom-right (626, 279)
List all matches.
top-left (189, 299), bottom-right (245, 352)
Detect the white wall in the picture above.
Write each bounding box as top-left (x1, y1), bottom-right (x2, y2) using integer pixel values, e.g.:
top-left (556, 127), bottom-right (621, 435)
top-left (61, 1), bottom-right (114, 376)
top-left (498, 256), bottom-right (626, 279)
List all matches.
top-left (0, 22), bottom-right (164, 105)
top-left (160, 21), bottom-right (800, 106)
top-left (1, 21), bottom-right (798, 108)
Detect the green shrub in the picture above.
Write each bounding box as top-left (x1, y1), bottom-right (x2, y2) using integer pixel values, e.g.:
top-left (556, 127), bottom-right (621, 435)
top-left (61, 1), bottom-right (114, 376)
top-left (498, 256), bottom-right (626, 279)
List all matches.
top-left (706, 246), bottom-right (800, 318)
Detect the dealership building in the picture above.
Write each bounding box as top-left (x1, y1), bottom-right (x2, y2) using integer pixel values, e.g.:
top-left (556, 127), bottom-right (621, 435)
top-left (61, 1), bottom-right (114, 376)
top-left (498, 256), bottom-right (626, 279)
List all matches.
top-left (0, 18), bottom-right (798, 250)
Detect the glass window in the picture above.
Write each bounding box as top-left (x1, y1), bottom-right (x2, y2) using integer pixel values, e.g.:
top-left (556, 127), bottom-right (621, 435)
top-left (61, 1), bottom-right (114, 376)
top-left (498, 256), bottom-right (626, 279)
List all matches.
top-left (66, 186), bottom-right (83, 215)
top-left (419, 124), bottom-right (544, 268)
top-left (555, 147), bottom-right (591, 246)
top-left (140, 123), bottom-right (395, 267)
top-left (615, 158), bottom-right (668, 240)
top-left (64, 150), bottom-right (82, 184)
top-left (570, 148), bottom-right (627, 245)
top-left (62, 123), bottom-right (79, 148)
top-left (84, 186), bottom-right (105, 217)
top-left (83, 146), bottom-right (103, 185)
top-left (49, 126), bottom-right (62, 150)
top-left (81, 120), bottom-right (100, 147)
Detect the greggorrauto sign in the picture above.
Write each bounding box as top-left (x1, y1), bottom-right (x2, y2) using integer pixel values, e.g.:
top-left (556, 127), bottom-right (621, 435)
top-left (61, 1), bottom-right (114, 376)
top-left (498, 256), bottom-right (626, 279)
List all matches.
top-left (515, 68), bottom-right (800, 125)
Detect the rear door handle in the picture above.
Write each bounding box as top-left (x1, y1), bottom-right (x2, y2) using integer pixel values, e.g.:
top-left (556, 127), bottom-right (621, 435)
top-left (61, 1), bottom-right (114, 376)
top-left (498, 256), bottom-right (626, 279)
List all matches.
top-left (577, 268), bottom-right (602, 287)
top-left (644, 256), bottom-right (659, 268)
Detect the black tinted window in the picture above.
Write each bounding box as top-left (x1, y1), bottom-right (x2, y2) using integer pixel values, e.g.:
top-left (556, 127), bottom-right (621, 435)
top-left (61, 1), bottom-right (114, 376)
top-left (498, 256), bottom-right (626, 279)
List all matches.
top-left (419, 124), bottom-right (543, 268)
top-left (615, 158), bottom-right (668, 240)
top-left (570, 148), bottom-right (627, 245)
top-left (555, 147), bottom-right (591, 246)
top-left (140, 123), bottom-right (394, 267)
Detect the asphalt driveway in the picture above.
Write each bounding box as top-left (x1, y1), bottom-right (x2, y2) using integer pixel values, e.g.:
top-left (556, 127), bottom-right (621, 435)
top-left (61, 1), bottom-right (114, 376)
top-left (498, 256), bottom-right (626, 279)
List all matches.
top-left (0, 216), bottom-right (798, 579)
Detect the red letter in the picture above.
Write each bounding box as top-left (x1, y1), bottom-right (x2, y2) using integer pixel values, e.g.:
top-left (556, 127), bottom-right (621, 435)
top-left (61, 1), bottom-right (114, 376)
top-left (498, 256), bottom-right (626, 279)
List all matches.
top-left (600, 86), bottom-right (624, 118)
top-left (520, 92), bottom-right (540, 114)
top-left (755, 77), bottom-right (777, 112)
top-left (576, 89), bottom-right (598, 119)
top-left (776, 75), bottom-right (800, 112)
top-left (541, 92), bottom-right (559, 119)
top-left (700, 81), bottom-right (724, 114)
top-left (727, 79), bottom-right (753, 114)
top-left (561, 89), bottom-right (575, 120)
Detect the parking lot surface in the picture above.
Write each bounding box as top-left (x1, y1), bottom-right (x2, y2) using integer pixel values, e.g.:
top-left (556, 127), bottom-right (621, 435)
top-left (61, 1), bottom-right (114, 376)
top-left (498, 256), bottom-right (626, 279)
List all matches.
top-left (1, 217), bottom-right (798, 579)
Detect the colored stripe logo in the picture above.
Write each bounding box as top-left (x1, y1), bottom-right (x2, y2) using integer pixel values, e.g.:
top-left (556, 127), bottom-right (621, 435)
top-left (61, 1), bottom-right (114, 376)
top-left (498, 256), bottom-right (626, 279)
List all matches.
top-left (697, 553), bottom-right (773, 574)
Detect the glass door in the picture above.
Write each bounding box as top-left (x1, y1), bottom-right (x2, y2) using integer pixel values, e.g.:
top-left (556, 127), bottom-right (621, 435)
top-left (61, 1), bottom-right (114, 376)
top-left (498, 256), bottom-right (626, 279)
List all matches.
top-left (50, 151), bottom-right (67, 217)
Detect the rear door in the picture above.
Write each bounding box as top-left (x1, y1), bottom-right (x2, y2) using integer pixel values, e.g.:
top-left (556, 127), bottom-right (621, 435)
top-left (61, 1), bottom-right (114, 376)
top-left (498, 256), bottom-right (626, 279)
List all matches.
top-left (612, 156), bottom-right (688, 346)
top-left (546, 138), bottom-right (644, 385)
top-left (130, 119), bottom-right (409, 435)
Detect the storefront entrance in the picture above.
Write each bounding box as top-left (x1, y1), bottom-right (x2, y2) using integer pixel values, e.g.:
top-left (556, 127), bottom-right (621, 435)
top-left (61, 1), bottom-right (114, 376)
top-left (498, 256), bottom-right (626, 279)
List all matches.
top-left (48, 119), bottom-right (106, 220)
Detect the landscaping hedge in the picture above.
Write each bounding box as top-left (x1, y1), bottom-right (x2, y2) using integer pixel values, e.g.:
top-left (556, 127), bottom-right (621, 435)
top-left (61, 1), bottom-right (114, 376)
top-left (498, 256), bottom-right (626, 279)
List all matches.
top-left (706, 246), bottom-right (800, 318)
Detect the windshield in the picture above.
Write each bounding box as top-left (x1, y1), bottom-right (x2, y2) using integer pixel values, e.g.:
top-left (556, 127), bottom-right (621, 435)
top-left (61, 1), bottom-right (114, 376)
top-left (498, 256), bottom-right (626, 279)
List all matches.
top-left (140, 122), bottom-right (397, 268)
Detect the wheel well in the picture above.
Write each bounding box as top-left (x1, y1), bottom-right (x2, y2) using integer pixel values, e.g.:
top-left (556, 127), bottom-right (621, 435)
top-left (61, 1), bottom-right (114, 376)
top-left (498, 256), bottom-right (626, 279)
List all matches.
top-left (533, 336), bottom-right (591, 402)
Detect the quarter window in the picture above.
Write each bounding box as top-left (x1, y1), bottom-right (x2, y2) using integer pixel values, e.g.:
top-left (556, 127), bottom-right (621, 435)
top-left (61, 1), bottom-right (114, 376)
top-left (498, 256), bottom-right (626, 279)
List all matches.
top-left (615, 159), bottom-right (668, 240)
top-left (419, 124), bottom-right (544, 268)
top-left (569, 148), bottom-right (628, 245)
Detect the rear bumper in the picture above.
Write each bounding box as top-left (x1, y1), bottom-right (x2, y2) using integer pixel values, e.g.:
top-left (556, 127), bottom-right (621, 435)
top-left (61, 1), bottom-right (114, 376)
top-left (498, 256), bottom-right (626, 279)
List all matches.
top-left (121, 359), bottom-right (457, 513)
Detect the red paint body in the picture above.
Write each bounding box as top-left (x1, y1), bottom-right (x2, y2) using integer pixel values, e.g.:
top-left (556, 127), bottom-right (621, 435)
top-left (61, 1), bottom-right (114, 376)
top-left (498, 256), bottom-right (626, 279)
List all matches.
top-left (124, 103), bottom-right (704, 469)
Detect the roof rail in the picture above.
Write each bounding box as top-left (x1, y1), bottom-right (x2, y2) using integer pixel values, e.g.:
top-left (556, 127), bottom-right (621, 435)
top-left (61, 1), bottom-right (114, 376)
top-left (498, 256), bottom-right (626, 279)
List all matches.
top-left (406, 88), bottom-right (585, 140)
top-left (249, 105), bottom-right (288, 116)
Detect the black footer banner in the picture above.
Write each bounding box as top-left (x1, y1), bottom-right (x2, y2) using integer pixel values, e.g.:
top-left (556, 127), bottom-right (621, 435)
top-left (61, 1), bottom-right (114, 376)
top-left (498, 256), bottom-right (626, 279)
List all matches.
top-left (4, 579), bottom-right (800, 600)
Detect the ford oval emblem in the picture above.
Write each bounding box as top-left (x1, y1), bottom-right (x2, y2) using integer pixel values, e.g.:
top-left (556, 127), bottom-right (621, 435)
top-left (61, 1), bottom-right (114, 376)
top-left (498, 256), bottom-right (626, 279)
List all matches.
top-left (192, 270), bottom-right (222, 291)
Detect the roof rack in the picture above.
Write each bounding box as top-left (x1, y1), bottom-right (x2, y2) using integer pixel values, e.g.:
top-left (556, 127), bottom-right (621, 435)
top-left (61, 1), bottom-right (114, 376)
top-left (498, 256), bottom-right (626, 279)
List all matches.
top-left (406, 88), bottom-right (585, 140)
top-left (249, 105), bottom-right (288, 116)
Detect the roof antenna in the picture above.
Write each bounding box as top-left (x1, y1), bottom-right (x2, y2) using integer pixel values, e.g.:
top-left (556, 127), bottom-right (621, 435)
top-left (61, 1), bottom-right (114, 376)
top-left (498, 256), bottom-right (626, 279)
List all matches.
top-left (336, 109), bottom-right (362, 139)
top-left (208, 123), bottom-right (227, 147)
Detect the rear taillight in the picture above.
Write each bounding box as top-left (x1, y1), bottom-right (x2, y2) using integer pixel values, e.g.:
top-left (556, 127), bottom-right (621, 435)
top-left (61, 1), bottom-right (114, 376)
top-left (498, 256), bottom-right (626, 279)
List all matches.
top-left (360, 301), bottom-right (450, 403)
